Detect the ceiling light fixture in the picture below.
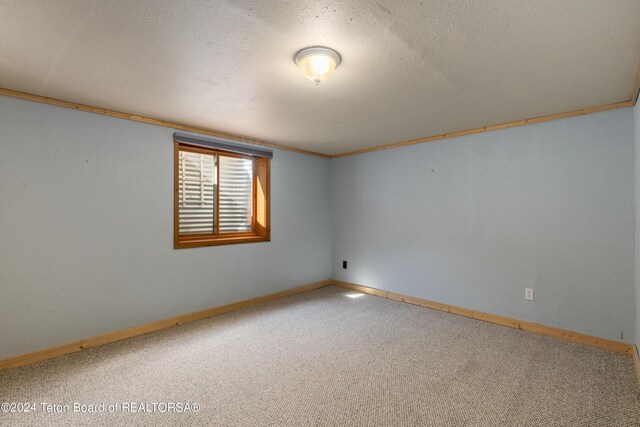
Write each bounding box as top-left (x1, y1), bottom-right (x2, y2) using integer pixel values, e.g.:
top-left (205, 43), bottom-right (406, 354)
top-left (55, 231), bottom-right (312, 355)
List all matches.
top-left (294, 46), bottom-right (341, 85)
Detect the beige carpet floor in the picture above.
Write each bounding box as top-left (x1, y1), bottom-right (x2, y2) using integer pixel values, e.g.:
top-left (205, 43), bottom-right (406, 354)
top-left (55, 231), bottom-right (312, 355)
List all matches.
top-left (1, 286), bottom-right (639, 426)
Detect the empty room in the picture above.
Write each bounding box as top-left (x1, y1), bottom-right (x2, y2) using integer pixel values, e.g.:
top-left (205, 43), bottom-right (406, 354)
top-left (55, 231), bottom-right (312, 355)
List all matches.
top-left (1, 1), bottom-right (640, 425)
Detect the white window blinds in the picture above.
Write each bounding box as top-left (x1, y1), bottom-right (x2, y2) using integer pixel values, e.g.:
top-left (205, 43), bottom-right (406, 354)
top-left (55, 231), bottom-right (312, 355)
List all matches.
top-left (178, 148), bottom-right (254, 236)
top-left (178, 151), bottom-right (216, 235)
top-left (219, 156), bottom-right (253, 233)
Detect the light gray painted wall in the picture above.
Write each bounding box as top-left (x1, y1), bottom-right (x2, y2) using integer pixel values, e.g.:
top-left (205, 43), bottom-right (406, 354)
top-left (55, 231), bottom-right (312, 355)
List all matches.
top-left (331, 108), bottom-right (635, 343)
top-left (0, 95), bottom-right (332, 359)
top-left (635, 102), bottom-right (640, 347)
top-left (0, 93), bottom-right (637, 359)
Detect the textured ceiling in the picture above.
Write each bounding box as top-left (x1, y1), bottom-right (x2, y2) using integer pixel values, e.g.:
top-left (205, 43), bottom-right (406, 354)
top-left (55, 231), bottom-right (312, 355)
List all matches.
top-left (1, 1), bottom-right (639, 155)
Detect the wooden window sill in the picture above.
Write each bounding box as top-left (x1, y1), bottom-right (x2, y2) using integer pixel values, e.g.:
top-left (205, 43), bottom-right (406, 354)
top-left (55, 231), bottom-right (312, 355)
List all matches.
top-left (175, 235), bottom-right (270, 249)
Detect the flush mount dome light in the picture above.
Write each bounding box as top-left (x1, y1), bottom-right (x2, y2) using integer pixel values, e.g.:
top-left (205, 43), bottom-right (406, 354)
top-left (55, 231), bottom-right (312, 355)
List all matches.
top-left (294, 46), bottom-right (341, 85)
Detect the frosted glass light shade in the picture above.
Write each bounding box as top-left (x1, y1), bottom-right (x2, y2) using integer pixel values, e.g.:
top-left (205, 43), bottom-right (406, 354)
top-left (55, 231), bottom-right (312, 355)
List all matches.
top-left (294, 46), bottom-right (341, 85)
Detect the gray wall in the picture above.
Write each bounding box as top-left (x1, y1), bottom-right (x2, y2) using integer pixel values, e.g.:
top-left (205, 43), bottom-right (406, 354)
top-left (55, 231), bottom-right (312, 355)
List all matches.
top-left (331, 108), bottom-right (635, 343)
top-left (0, 95), bottom-right (332, 359)
top-left (1, 93), bottom-right (637, 359)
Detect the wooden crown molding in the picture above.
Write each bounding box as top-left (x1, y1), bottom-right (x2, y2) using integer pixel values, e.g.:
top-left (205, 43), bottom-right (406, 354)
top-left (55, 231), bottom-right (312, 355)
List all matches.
top-left (0, 87), bottom-right (331, 159)
top-left (332, 60), bottom-right (639, 158)
top-left (331, 100), bottom-right (633, 158)
top-left (1, 86), bottom-right (636, 160)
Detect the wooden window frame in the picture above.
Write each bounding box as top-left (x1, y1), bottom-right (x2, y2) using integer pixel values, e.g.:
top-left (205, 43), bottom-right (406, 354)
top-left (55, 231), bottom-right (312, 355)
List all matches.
top-left (174, 142), bottom-right (270, 249)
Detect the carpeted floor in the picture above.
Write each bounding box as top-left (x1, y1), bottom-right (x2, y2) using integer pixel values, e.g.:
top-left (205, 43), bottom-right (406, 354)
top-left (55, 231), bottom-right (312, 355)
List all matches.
top-left (1, 286), bottom-right (639, 426)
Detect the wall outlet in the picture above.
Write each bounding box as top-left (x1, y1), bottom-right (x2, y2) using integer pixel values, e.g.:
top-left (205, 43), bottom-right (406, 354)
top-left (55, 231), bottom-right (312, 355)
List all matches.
top-left (342, 260), bottom-right (347, 269)
top-left (525, 288), bottom-right (534, 301)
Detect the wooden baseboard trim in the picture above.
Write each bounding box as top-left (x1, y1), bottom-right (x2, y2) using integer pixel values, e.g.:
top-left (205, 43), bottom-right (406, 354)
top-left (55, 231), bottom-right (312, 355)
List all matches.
top-left (0, 279), bottom-right (332, 372)
top-left (1, 279), bottom-right (634, 372)
top-left (331, 280), bottom-right (633, 356)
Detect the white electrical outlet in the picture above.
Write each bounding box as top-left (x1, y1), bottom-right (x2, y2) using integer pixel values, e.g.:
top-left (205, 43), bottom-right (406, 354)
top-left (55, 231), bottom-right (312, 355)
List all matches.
top-left (525, 288), bottom-right (534, 301)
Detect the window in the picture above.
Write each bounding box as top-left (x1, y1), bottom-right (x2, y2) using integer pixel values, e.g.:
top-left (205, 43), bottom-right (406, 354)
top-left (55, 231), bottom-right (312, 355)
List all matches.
top-left (174, 136), bottom-right (270, 248)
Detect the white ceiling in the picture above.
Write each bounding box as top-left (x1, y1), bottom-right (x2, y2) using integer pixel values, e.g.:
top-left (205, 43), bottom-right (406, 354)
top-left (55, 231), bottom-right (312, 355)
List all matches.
top-left (1, 1), bottom-right (639, 156)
